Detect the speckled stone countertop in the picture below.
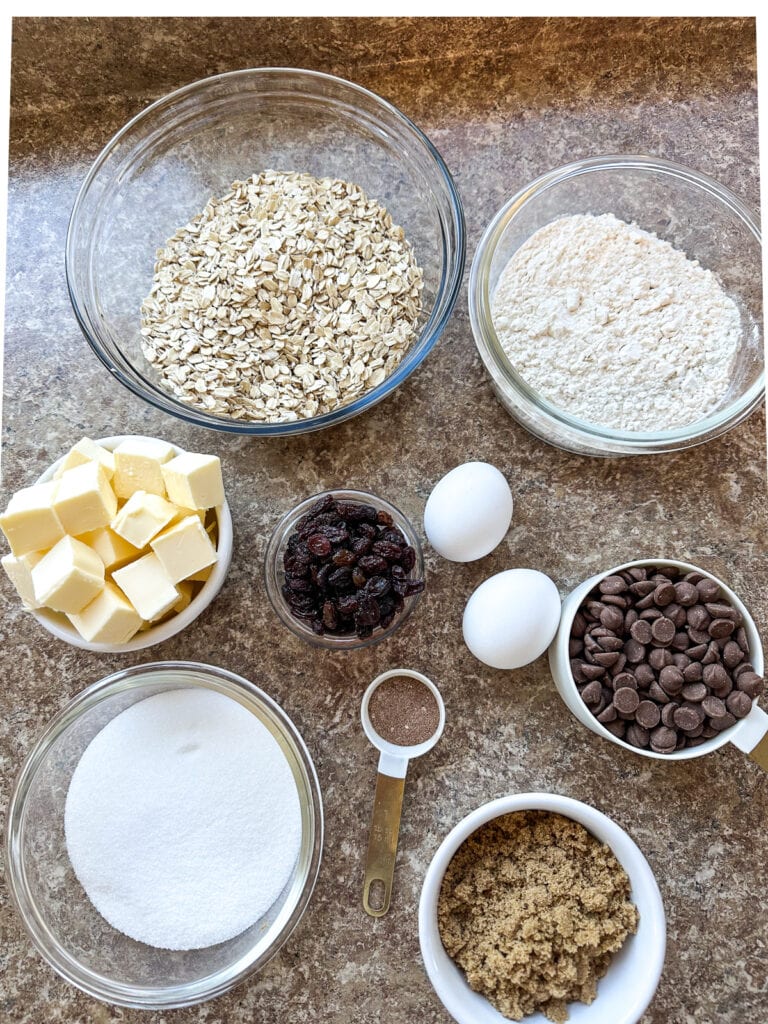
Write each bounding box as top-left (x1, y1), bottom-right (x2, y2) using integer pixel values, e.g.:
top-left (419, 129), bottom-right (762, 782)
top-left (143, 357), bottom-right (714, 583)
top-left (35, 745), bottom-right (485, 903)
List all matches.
top-left (2, 16), bottom-right (766, 1024)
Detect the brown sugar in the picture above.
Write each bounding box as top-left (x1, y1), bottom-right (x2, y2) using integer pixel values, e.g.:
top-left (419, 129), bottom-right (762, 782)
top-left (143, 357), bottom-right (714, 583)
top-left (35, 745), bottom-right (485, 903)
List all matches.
top-left (368, 675), bottom-right (440, 746)
top-left (437, 811), bottom-right (639, 1023)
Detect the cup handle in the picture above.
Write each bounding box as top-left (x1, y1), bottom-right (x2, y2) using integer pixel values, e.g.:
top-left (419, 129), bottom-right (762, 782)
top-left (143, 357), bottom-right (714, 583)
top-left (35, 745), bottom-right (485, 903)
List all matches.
top-left (730, 704), bottom-right (768, 770)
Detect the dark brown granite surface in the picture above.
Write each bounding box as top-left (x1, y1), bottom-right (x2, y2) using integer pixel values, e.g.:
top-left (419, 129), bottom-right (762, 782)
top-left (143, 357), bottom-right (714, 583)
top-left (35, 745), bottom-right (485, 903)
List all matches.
top-left (2, 16), bottom-right (766, 1024)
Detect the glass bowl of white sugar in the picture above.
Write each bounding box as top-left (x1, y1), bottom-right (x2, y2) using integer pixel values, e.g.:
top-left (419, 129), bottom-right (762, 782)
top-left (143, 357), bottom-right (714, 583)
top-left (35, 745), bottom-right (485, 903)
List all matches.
top-left (469, 154), bottom-right (763, 456)
top-left (4, 662), bottom-right (323, 1008)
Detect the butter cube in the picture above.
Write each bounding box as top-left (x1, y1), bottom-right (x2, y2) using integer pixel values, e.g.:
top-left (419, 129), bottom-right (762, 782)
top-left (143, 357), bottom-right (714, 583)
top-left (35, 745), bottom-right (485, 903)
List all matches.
top-left (2, 551), bottom-right (45, 608)
top-left (111, 491), bottom-right (177, 549)
top-left (150, 515), bottom-right (217, 585)
top-left (113, 438), bottom-right (176, 499)
top-left (187, 563), bottom-right (213, 584)
top-left (68, 580), bottom-right (143, 644)
top-left (161, 453), bottom-right (224, 510)
top-left (113, 552), bottom-right (179, 621)
top-left (0, 481), bottom-right (65, 556)
top-left (53, 462), bottom-right (117, 534)
top-left (77, 527), bottom-right (140, 571)
top-left (31, 536), bottom-right (105, 613)
top-left (54, 438), bottom-right (115, 480)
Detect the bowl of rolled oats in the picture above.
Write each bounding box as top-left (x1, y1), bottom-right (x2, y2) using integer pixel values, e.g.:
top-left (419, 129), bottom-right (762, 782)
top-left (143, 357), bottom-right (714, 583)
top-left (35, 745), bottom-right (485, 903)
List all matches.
top-left (66, 68), bottom-right (465, 435)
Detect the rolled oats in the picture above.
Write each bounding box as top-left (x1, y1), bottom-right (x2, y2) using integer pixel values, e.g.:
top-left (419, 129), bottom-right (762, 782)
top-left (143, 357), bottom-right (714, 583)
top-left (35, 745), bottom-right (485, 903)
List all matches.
top-left (140, 171), bottom-right (424, 423)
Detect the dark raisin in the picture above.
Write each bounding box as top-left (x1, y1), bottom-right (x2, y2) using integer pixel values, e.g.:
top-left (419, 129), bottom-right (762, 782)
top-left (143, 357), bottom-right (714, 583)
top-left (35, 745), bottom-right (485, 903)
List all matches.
top-left (318, 525), bottom-right (348, 544)
top-left (328, 566), bottom-right (353, 589)
top-left (391, 564), bottom-right (406, 580)
top-left (332, 548), bottom-right (356, 566)
top-left (356, 595), bottom-right (381, 627)
top-left (358, 554), bottom-right (389, 574)
top-left (352, 567), bottom-right (367, 588)
top-left (337, 594), bottom-right (359, 617)
top-left (393, 578), bottom-right (408, 597)
top-left (358, 522), bottom-right (377, 538)
top-left (376, 510), bottom-right (394, 526)
top-left (337, 501), bottom-right (377, 523)
top-left (366, 576), bottom-right (391, 599)
top-left (322, 600), bottom-right (338, 631)
top-left (307, 534), bottom-right (332, 557)
top-left (285, 575), bottom-right (312, 592)
top-left (316, 563), bottom-right (333, 588)
top-left (372, 540), bottom-right (404, 561)
top-left (380, 610), bottom-right (396, 629)
top-left (400, 546), bottom-right (416, 571)
top-left (351, 536), bottom-right (372, 556)
top-left (405, 579), bottom-right (425, 596)
top-left (383, 529), bottom-right (404, 545)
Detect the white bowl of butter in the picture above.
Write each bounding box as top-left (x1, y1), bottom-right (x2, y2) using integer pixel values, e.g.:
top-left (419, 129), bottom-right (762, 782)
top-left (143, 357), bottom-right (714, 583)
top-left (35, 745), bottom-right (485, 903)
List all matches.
top-left (1, 435), bottom-right (232, 653)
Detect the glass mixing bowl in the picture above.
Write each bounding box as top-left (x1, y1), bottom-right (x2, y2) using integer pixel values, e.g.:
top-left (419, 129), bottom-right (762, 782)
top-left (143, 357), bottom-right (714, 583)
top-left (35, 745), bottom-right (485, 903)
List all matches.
top-left (469, 155), bottom-right (763, 456)
top-left (66, 68), bottom-right (465, 435)
top-left (4, 662), bottom-right (323, 1009)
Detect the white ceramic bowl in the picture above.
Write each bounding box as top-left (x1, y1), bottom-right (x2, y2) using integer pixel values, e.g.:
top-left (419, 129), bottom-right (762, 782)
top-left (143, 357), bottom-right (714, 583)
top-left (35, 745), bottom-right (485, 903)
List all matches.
top-left (419, 793), bottom-right (666, 1024)
top-left (548, 559), bottom-right (766, 762)
top-left (29, 435), bottom-right (233, 653)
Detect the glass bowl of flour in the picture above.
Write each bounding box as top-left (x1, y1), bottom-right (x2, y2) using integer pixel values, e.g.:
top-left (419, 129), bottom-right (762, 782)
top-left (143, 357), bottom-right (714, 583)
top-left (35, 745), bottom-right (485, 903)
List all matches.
top-left (4, 662), bottom-right (323, 1008)
top-left (469, 155), bottom-right (763, 456)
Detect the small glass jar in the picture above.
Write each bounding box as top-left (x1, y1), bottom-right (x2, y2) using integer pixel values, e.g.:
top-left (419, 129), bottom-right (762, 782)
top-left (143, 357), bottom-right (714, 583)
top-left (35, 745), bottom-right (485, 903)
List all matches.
top-left (264, 489), bottom-right (425, 650)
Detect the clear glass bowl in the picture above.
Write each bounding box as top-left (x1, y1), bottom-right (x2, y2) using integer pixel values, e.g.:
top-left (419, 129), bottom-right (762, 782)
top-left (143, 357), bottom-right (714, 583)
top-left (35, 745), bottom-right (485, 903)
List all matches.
top-left (4, 662), bottom-right (323, 1009)
top-left (66, 67), bottom-right (465, 436)
top-left (264, 489), bottom-right (425, 650)
top-left (469, 154), bottom-right (764, 456)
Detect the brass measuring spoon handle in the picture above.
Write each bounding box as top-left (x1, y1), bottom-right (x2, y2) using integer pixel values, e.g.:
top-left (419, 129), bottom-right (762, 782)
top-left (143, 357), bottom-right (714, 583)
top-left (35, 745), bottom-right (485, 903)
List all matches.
top-left (362, 772), bottom-right (406, 917)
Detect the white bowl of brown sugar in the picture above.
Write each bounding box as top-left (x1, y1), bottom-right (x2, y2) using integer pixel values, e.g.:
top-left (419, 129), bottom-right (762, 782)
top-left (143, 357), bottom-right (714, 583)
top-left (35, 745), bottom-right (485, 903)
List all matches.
top-left (418, 793), bottom-right (665, 1024)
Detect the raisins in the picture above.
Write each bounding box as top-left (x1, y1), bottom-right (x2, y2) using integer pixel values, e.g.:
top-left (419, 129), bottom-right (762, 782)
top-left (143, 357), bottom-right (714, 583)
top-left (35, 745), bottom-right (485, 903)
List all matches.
top-left (279, 495), bottom-right (425, 638)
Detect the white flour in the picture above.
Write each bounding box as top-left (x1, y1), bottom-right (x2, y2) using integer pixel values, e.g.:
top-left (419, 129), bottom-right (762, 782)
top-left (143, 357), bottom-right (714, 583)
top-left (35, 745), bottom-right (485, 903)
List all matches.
top-left (491, 213), bottom-right (742, 431)
top-left (65, 688), bottom-right (302, 950)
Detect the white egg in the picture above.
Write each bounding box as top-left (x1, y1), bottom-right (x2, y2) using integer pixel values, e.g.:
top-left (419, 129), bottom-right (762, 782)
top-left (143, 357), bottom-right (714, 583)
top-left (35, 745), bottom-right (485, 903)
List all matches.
top-left (462, 569), bottom-right (561, 670)
top-left (424, 462), bottom-right (513, 562)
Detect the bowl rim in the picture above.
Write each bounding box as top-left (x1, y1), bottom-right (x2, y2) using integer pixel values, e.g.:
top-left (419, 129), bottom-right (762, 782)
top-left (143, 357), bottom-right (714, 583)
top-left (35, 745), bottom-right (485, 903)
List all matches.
top-left (28, 434), bottom-right (233, 653)
top-left (65, 66), bottom-right (466, 437)
top-left (418, 792), bottom-right (666, 1024)
top-left (469, 153), bottom-right (765, 451)
top-left (4, 660), bottom-right (324, 1009)
top-left (263, 487), bottom-right (425, 650)
top-left (549, 557), bottom-right (765, 761)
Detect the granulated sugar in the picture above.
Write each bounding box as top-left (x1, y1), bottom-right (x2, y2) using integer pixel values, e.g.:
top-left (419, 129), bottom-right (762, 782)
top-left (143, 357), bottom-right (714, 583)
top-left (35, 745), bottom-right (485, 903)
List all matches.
top-left (64, 688), bottom-right (302, 950)
top-left (491, 213), bottom-right (742, 431)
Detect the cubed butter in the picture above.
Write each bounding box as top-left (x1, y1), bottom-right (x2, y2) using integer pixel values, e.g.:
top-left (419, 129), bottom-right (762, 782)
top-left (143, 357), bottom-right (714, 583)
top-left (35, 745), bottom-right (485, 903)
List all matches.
top-left (68, 581), bottom-right (143, 644)
top-left (2, 550), bottom-right (45, 608)
top-left (150, 515), bottom-right (217, 584)
top-left (113, 438), bottom-right (176, 499)
top-left (111, 491), bottom-right (178, 549)
top-left (187, 563), bottom-right (213, 584)
top-left (77, 526), bottom-right (141, 571)
top-left (54, 437), bottom-right (116, 480)
top-left (112, 552), bottom-right (179, 621)
top-left (31, 536), bottom-right (105, 614)
top-left (53, 462), bottom-right (117, 534)
top-left (161, 452), bottom-right (225, 510)
top-left (0, 481), bottom-right (65, 556)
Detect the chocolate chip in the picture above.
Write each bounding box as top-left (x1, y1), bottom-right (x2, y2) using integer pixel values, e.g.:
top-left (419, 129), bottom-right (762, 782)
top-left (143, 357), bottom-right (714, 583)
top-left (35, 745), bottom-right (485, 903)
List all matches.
top-left (600, 606), bottom-right (625, 632)
top-left (685, 644), bottom-right (708, 662)
top-left (703, 663), bottom-right (729, 691)
top-left (570, 659), bottom-right (588, 684)
top-left (582, 663), bottom-right (607, 681)
top-left (648, 647), bottom-right (673, 670)
top-left (672, 653), bottom-right (691, 670)
top-left (635, 701), bottom-right (661, 729)
top-left (733, 661), bottom-right (755, 678)
top-left (736, 672), bottom-right (764, 699)
top-left (681, 682), bottom-right (707, 702)
top-left (653, 582), bottom-right (676, 607)
top-left (701, 642), bottom-right (720, 666)
top-left (651, 617), bottom-right (676, 645)
top-left (599, 575), bottom-right (627, 595)
top-left (684, 571), bottom-right (705, 584)
top-left (659, 666), bottom-right (684, 696)
top-left (726, 690), bottom-right (752, 719)
top-left (630, 580), bottom-right (655, 596)
top-left (598, 636), bottom-right (625, 653)
top-left (705, 602), bottom-right (740, 623)
top-left (686, 605), bottom-right (711, 631)
top-left (709, 712), bottom-right (737, 732)
top-left (630, 620), bottom-right (653, 644)
top-left (649, 681), bottom-right (671, 705)
top-left (581, 680), bottom-right (603, 706)
top-left (672, 631), bottom-right (691, 651)
top-left (587, 601), bottom-right (606, 619)
top-left (569, 638), bottom-right (584, 658)
top-left (593, 651), bottom-right (621, 668)
top-left (639, 607), bottom-right (663, 621)
top-left (688, 627), bottom-right (712, 645)
top-left (674, 581), bottom-right (699, 607)
top-left (605, 719), bottom-right (626, 738)
top-left (734, 627), bottom-right (750, 654)
top-left (623, 638), bottom-right (646, 663)
top-left (610, 654), bottom-right (628, 677)
top-left (612, 672), bottom-right (637, 691)
top-left (683, 661), bottom-right (704, 683)
top-left (613, 687), bottom-right (640, 715)
top-left (626, 723), bottom-right (650, 748)
top-left (722, 640), bottom-right (745, 669)
top-left (650, 725), bottom-right (677, 752)
top-left (661, 702), bottom-right (679, 728)
top-left (597, 705), bottom-right (618, 724)
top-left (571, 612), bottom-right (588, 637)
top-left (708, 618), bottom-right (735, 640)
top-left (634, 664), bottom-right (655, 688)
top-left (701, 695), bottom-right (726, 719)
top-left (702, 724), bottom-right (718, 739)
top-left (696, 578), bottom-right (720, 602)
top-left (666, 604), bottom-right (687, 628)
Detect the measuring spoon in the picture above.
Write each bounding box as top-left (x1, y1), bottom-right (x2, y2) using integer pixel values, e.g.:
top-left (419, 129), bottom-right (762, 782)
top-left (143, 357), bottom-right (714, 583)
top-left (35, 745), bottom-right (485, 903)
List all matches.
top-left (361, 668), bottom-right (445, 917)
